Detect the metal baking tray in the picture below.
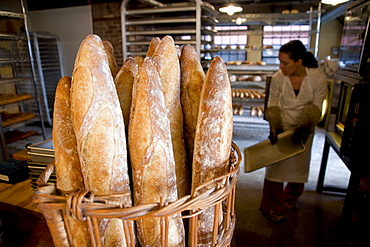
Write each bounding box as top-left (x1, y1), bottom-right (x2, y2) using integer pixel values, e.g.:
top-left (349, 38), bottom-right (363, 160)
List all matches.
top-left (27, 161), bottom-right (49, 167)
top-left (244, 129), bottom-right (305, 173)
top-left (27, 152), bottom-right (54, 164)
top-left (27, 139), bottom-right (54, 155)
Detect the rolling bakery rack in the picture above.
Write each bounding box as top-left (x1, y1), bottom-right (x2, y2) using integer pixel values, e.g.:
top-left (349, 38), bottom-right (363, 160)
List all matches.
top-left (33, 142), bottom-right (241, 247)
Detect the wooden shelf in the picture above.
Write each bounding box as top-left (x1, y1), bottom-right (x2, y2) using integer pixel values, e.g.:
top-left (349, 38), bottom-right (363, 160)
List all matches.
top-left (0, 93), bottom-right (32, 106)
top-left (5, 129), bottom-right (39, 144)
top-left (1, 112), bottom-right (36, 127)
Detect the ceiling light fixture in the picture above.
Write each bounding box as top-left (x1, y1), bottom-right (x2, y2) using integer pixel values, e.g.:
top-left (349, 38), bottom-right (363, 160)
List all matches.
top-left (321, 0), bottom-right (350, 6)
top-left (219, 2), bottom-right (243, 16)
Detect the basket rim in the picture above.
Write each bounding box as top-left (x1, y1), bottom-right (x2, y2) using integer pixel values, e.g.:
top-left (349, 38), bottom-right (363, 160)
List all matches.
top-left (33, 142), bottom-right (241, 221)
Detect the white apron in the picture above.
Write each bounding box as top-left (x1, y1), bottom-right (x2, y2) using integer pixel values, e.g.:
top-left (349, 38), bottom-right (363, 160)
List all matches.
top-left (265, 68), bottom-right (322, 183)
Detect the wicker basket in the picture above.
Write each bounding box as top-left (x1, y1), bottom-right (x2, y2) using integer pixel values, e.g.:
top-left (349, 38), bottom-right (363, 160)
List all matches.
top-left (33, 142), bottom-right (241, 247)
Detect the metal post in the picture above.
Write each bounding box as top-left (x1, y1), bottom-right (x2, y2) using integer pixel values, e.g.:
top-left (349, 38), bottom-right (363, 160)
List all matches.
top-left (20, 0), bottom-right (46, 140)
top-left (121, 0), bottom-right (130, 59)
top-left (314, 2), bottom-right (322, 58)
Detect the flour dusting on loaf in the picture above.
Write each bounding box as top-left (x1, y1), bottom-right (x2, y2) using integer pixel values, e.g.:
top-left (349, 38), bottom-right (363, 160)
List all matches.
top-left (152, 35), bottom-right (190, 198)
top-left (192, 56), bottom-right (233, 246)
top-left (179, 44), bottom-right (205, 168)
top-left (146, 37), bottom-right (160, 57)
top-left (70, 34), bottom-right (132, 246)
top-left (103, 40), bottom-right (119, 78)
top-left (53, 76), bottom-right (84, 193)
top-left (52, 76), bottom-right (90, 246)
top-left (129, 57), bottom-right (185, 247)
top-left (114, 56), bottom-right (138, 136)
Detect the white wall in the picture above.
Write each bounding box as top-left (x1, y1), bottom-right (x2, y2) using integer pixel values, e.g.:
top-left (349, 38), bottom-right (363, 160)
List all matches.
top-left (28, 6), bottom-right (93, 76)
top-left (318, 18), bottom-right (343, 60)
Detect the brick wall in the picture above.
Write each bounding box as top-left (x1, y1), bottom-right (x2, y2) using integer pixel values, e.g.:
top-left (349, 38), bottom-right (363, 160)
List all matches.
top-left (91, 2), bottom-right (124, 67)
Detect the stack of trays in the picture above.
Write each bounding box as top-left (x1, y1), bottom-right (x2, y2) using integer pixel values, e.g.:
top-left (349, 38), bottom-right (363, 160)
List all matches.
top-left (27, 139), bottom-right (55, 190)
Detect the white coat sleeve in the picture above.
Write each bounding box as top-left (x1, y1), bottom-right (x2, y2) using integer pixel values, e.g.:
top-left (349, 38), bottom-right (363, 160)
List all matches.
top-left (312, 70), bottom-right (327, 111)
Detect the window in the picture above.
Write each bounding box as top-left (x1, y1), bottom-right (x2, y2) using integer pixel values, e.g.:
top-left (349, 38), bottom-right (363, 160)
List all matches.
top-left (262, 25), bottom-right (310, 64)
top-left (214, 25), bottom-right (248, 63)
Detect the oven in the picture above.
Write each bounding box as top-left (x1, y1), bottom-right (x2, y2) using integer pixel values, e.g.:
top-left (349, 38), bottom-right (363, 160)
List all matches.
top-left (334, 76), bottom-right (370, 170)
top-left (338, 0), bottom-right (370, 80)
top-left (333, 0), bottom-right (370, 171)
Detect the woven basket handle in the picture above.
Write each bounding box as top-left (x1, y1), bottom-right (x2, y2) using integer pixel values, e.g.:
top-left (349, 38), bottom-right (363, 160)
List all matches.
top-left (36, 160), bottom-right (55, 186)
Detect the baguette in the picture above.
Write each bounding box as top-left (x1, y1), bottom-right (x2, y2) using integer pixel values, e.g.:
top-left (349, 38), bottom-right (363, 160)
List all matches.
top-left (52, 76), bottom-right (90, 246)
top-left (114, 56), bottom-right (138, 136)
top-left (179, 44), bottom-right (205, 170)
top-left (152, 36), bottom-right (190, 198)
top-left (53, 76), bottom-right (84, 193)
top-left (70, 34), bottom-right (132, 246)
top-left (250, 106), bottom-right (256, 116)
top-left (103, 40), bottom-right (119, 78)
top-left (192, 56), bottom-right (233, 246)
top-left (129, 57), bottom-right (185, 247)
top-left (146, 37), bottom-right (160, 57)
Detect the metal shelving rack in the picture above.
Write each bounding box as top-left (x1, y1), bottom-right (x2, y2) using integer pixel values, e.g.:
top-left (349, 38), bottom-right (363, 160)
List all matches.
top-left (120, 0), bottom-right (218, 61)
top-left (30, 32), bottom-right (64, 126)
top-left (217, 4), bottom-right (322, 57)
top-left (0, 0), bottom-right (46, 161)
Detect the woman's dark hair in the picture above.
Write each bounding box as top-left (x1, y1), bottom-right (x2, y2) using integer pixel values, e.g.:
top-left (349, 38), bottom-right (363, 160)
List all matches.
top-left (279, 40), bottom-right (318, 68)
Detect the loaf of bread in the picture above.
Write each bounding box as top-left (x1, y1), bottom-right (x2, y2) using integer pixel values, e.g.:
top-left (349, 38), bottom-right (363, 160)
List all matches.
top-left (70, 34), bottom-right (132, 246)
top-left (114, 56), bottom-right (138, 136)
top-left (103, 40), bottom-right (119, 78)
top-left (129, 57), bottom-right (185, 247)
top-left (179, 44), bottom-right (205, 168)
top-left (53, 76), bottom-right (84, 193)
top-left (152, 36), bottom-right (190, 198)
top-left (146, 37), bottom-right (160, 57)
top-left (52, 76), bottom-right (90, 246)
top-left (192, 56), bottom-right (233, 246)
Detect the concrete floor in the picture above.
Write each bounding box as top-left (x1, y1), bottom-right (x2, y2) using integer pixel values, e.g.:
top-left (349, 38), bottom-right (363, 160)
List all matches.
top-left (231, 113), bottom-right (368, 247)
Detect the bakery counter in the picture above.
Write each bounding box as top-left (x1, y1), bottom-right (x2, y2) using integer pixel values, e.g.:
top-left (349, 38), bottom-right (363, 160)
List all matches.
top-left (0, 179), bottom-right (39, 213)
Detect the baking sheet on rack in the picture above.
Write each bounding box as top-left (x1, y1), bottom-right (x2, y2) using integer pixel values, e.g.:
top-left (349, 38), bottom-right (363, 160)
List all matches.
top-left (27, 139), bottom-right (54, 155)
top-left (244, 130), bottom-right (305, 173)
top-left (28, 152), bottom-right (55, 164)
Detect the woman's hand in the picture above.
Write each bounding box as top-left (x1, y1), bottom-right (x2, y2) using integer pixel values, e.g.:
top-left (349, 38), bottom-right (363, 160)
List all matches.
top-left (265, 106), bottom-right (284, 145)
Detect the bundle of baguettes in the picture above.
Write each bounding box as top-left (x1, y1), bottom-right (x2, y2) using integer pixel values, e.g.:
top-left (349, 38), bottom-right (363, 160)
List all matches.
top-left (51, 34), bottom-right (233, 247)
top-left (69, 34), bottom-right (133, 246)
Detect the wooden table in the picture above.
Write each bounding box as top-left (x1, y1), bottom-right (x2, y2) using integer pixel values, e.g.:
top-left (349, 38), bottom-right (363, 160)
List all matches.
top-left (0, 158), bottom-right (54, 246)
top-left (0, 179), bottom-right (40, 213)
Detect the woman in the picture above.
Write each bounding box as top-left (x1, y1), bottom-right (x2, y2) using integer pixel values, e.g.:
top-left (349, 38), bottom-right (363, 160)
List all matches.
top-left (260, 40), bottom-right (327, 223)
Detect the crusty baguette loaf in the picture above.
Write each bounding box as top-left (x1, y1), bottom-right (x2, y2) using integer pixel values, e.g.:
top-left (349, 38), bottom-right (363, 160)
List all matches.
top-left (70, 34), bottom-right (132, 246)
top-left (152, 35), bottom-right (190, 198)
top-left (114, 56), bottom-right (138, 136)
top-left (146, 37), bottom-right (160, 57)
top-left (129, 57), bottom-right (185, 247)
top-left (52, 76), bottom-right (90, 247)
top-left (53, 76), bottom-right (84, 193)
top-left (179, 44), bottom-right (205, 168)
top-left (103, 40), bottom-right (119, 78)
top-left (192, 56), bottom-right (233, 246)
